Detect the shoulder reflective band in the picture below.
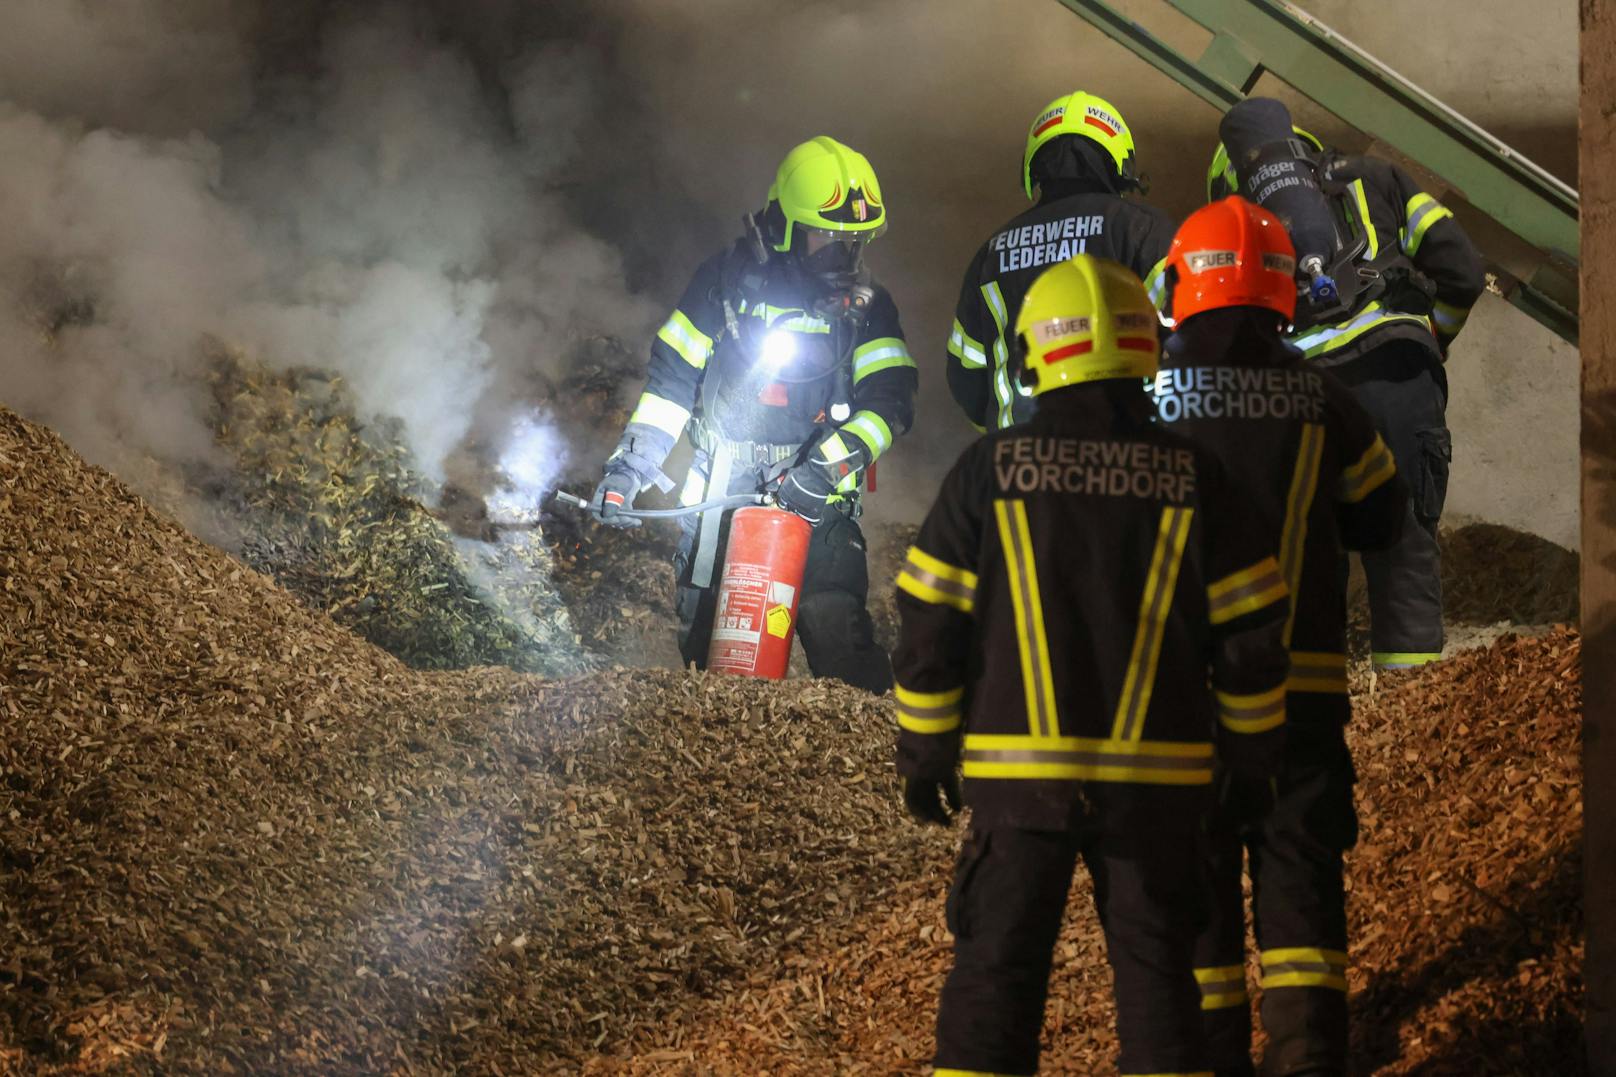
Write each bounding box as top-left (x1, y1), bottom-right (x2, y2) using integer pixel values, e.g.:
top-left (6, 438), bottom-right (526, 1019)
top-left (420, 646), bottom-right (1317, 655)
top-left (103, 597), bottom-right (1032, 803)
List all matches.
top-left (1402, 192), bottom-right (1454, 257)
top-left (1338, 433), bottom-right (1397, 504)
top-left (1195, 964), bottom-right (1250, 1011)
top-left (981, 281), bottom-right (1014, 430)
top-left (628, 391), bottom-right (692, 439)
top-left (1260, 947), bottom-right (1348, 991)
top-left (1143, 256), bottom-right (1170, 314)
top-left (897, 546), bottom-right (978, 613)
top-left (947, 317), bottom-right (988, 369)
top-left (1431, 298), bottom-right (1471, 338)
top-left (852, 336), bottom-right (916, 383)
top-left (1207, 556), bottom-right (1286, 625)
top-left (1288, 650), bottom-right (1347, 693)
top-left (1350, 179), bottom-right (1380, 259)
top-left (961, 732), bottom-right (1214, 784)
top-left (655, 309), bottom-right (715, 369)
top-left (895, 683), bottom-right (964, 734)
top-left (1278, 423), bottom-right (1326, 646)
top-left (841, 410), bottom-right (894, 460)
top-left (996, 499), bottom-right (1059, 738)
top-left (1112, 506), bottom-right (1195, 742)
top-left (1215, 681), bottom-right (1287, 734)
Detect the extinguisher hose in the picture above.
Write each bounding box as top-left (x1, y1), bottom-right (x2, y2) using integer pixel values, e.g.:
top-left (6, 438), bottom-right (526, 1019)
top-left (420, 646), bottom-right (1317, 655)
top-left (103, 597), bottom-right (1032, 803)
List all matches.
top-left (551, 490), bottom-right (767, 520)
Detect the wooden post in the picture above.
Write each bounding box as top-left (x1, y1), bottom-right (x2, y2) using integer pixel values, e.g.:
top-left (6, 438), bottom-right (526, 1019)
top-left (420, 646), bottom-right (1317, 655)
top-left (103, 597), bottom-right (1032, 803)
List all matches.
top-left (1583, 3), bottom-right (1616, 1071)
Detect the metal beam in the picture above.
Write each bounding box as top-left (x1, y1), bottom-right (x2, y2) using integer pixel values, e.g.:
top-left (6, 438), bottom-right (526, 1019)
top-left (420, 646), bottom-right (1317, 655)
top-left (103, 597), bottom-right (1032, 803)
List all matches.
top-left (1051, 0), bottom-right (1579, 344)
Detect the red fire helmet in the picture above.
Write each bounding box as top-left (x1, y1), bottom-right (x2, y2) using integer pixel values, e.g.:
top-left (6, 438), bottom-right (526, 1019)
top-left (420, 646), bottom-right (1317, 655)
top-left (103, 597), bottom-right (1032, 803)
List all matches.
top-left (1166, 195), bottom-right (1298, 325)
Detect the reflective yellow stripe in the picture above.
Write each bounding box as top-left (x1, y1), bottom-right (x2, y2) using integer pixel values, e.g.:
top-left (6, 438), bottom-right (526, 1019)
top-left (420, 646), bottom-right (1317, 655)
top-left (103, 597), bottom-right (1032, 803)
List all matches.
top-left (816, 432), bottom-right (855, 464)
top-left (1402, 192), bottom-right (1453, 257)
top-left (996, 500), bottom-right (1058, 737)
top-left (1288, 650), bottom-right (1348, 693)
top-left (897, 547), bottom-right (977, 613)
top-left (947, 318), bottom-right (988, 369)
top-left (627, 391), bottom-right (692, 438)
top-left (738, 300), bottom-right (831, 333)
top-left (962, 733), bottom-right (1214, 785)
top-left (1194, 964), bottom-right (1249, 1010)
top-left (1372, 650), bottom-right (1442, 668)
top-left (1351, 179), bottom-right (1379, 259)
top-left (654, 309), bottom-right (714, 369)
top-left (1338, 433), bottom-right (1396, 503)
top-left (1260, 947), bottom-right (1348, 991)
top-left (1207, 556), bottom-right (1286, 625)
top-left (1143, 256), bottom-right (1170, 312)
top-left (1216, 682), bottom-right (1286, 734)
top-left (1112, 506), bottom-right (1195, 741)
top-left (896, 684), bottom-right (964, 735)
top-left (1278, 424), bottom-right (1325, 646)
top-left (842, 409), bottom-right (894, 460)
top-left (982, 282), bottom-right (1014, 429)
top-left (1288, 300), bottom-right (1433, 359)
top-left (852, 336), bottom-right (916, 383)
top-left (1431, 298), bottom-right (1470, 336)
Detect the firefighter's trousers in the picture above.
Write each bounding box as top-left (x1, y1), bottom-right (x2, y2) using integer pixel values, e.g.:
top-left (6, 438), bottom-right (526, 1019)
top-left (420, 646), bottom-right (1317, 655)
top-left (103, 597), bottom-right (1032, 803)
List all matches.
top-left (1334, 343), bottom-right (1450, 668)
top-left (1194, 722), bottom-right (1358, 1077)
top-left (933, 788), bottom-right (1211, 1076)
top-left (673, 452), bottom-right (892, 693)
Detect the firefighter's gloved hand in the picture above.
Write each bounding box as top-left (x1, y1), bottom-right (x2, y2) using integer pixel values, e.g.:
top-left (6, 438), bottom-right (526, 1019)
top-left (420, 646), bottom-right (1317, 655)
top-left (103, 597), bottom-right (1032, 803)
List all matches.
top-left (775, 460), bottom-right (838, 524)
top-left (903, 772), bottom-right (963, 827)
top-left (589, 468), bottom-right (643, 529)
top-left (1217, 767), bottom-right (1279, 830)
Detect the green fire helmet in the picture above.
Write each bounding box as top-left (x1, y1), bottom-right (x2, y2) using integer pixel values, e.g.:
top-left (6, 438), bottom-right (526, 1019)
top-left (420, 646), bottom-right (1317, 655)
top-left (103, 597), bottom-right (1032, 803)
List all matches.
top-left (1207, 125), bottom-right (1325, 201)
top-left (1022, 90), bottom-right (1139, 200)
top-left (767, 136), bottom-right (887, 253)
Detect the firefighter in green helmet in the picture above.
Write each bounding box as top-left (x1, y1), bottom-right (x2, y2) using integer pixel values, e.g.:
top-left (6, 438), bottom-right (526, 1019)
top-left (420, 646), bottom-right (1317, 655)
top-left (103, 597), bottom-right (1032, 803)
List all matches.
top-left (589, 136), bottom-right (918, 693)
top-left (946, 90), bottom-right (1178, 433)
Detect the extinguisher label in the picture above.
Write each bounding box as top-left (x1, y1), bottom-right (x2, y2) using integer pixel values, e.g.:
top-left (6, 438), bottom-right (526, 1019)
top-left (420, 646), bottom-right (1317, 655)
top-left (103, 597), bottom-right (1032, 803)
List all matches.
top-left (768, 581), bottom-right (796, 607)
top-left (766, 604), bottom-right (792, 639)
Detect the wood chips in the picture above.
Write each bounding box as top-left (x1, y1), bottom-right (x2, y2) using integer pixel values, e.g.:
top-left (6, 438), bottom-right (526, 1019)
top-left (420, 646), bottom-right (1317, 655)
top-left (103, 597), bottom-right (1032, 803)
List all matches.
top-left (0, 405), bottom-right (1583, 1074)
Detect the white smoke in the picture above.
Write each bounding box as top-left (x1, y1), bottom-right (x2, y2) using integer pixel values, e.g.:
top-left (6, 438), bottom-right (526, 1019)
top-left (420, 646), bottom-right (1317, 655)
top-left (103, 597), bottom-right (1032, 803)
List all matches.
top-left (0, 1), bottom-right (661, 498)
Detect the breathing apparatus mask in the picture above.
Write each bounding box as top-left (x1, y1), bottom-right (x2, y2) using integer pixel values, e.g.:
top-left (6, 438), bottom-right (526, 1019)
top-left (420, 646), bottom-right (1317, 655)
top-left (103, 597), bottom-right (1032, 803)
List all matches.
top-left (745, 208), bottom-right (879, 325)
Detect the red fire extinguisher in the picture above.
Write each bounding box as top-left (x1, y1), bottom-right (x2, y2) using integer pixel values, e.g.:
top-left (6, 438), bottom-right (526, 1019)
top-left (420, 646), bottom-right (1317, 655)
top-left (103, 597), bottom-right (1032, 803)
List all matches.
top-left (707, 506), bottom-right (812, 679)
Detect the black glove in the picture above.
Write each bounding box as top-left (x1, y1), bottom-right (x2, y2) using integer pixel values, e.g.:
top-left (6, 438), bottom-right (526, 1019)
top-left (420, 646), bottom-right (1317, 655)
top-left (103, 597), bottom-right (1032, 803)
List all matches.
top-left (589, 467), bottom-right (643, 529)
top-left (775, 460), bottom-right (838, 524)
top-left (1217, 766), bottom-right (1279, 830)
top-left (903, 772), bottom-right (963, 827)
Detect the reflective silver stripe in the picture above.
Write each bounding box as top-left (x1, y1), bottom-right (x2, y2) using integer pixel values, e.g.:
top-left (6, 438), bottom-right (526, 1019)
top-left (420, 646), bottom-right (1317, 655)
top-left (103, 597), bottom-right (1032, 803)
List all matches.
top-left (1290, 303), bottom-right (1391, 352)
top-left (963, 746), bottom-right (1210, 771)
top-left (628, 392), bottom-right (692, 438)
top-left (899, 562), bottom-right (976, 607)
top-left (1403, 194), bottom-right (1452, 256)
top-left (982, 282), bottom-right (1013, 429)
top-left (843, 410), bottom-right (893, 458)
top-left (1208, 569), bottom-right (1285, 618)
top-left (655, 310), bottom-right (714, 368)
top-left (1278, 424), bottom-right (1325, 645)
top-left (1431, 300), bottom-right (1469, 333)
top-left (1114, 507), bottom-right (1194, 742)
top-left (996, 500), bottom-right (1055, 738)
top-left (949, 318), bottom-right (988, 368)
top-left (852, 337), bottom-right (915, 381)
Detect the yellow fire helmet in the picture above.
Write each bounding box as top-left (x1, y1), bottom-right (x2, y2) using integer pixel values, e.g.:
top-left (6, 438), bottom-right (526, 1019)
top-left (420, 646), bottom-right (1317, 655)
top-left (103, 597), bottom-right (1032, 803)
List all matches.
top-left (1022, 90), bottom-right (1138, 200)
top-left (767, 136), bottom-right (887, 253)
top-left (1207, 125), bottom-right (1325, 200)
top-left (1014, 254), bottom-right (1160, 395)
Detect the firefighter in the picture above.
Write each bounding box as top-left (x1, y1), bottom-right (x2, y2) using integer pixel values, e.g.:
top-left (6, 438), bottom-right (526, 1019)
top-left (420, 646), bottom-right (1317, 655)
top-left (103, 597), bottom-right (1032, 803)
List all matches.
top-left (1153, 197), bottom-right (1409, 1076)
top-left (1208, 97), bottom-right (1485, 670)
top-left (588, 136), bottom-right (917, 693)
top-left (895, 253), bottom-right (1292, 1076)
top-left (947, 90), bottom-right (1177, 432)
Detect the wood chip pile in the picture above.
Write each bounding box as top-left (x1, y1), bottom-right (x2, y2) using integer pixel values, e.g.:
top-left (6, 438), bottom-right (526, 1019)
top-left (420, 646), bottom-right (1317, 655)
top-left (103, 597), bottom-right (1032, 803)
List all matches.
top-left (0, 406), bottom-right (950, 1073)
top-left (0, 404), bottom-right (1583, 1074)
top-left (600, 629), bottom-right (1583, 1075)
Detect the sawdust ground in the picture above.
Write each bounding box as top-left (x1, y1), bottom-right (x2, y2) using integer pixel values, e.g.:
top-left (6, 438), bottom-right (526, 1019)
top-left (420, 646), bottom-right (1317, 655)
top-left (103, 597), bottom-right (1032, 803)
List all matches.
top-left (0, 405), bottom-right (1585, 1074)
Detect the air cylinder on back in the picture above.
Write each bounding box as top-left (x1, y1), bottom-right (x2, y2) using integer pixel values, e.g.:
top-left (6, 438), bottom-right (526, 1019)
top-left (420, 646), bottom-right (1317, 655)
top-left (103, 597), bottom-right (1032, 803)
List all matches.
top-left (1219, 98), bottom-right (1336, 276)
top-left (707, 506), bottom-right (812, 679)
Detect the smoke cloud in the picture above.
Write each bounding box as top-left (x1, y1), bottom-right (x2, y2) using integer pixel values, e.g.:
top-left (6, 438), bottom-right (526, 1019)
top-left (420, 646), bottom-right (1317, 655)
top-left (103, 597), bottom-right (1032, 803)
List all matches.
top-left (0, 0), bottom-right (663, 507)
